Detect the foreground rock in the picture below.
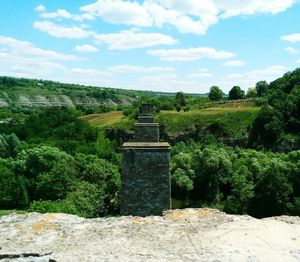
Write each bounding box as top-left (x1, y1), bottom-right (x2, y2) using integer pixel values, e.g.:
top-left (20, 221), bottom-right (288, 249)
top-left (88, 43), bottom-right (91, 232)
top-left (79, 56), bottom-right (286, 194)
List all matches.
top-left (0, 208), bottom-right (300, 262)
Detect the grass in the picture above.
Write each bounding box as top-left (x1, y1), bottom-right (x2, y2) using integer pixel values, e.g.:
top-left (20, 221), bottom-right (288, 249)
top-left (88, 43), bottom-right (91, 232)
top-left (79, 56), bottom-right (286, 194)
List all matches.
top-left (81, 105), bottom-right (261, 139)
top-left (0, 210), bottom-right (27, 217)
top-left (156, 107), bottom-right (261, 138)
top-left (79, 111), bottom-right (125, 128)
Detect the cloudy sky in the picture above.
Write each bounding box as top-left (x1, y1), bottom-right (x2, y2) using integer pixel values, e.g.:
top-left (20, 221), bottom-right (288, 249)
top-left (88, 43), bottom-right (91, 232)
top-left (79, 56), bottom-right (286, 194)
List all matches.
top-left (0, 0), bottom-right (300, 93)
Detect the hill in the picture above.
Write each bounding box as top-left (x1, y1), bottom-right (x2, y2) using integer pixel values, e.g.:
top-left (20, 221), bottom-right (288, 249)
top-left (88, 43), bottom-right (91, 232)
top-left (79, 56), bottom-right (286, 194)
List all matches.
top-left (1, 208), bottom-right (300, 261)
top-left (0, 76), bottom-right (179, 110)
top-left (81, 105), bottom-right (260, 142)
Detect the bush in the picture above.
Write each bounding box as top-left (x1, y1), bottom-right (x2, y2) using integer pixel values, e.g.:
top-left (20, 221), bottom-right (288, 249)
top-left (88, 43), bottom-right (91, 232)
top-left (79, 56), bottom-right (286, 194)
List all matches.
top-left (0, 166), bottom-right (21, 208)
top-left (30, 182), bottom-right (106, 217)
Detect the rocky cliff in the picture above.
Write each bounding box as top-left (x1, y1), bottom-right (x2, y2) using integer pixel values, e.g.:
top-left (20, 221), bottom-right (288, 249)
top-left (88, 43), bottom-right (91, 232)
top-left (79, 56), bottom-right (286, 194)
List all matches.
top-left (0, 93), bottom-right (134, 108)
top-left (1, 208), bottom-right (300, 261)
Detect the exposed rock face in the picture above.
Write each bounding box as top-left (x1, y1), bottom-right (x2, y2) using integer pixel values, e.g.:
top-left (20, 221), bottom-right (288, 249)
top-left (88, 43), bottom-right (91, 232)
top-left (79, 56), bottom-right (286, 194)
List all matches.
top-left (0, 93), bottom-right (134, 108)
top-left (1, 208), bottom-right (300, 261)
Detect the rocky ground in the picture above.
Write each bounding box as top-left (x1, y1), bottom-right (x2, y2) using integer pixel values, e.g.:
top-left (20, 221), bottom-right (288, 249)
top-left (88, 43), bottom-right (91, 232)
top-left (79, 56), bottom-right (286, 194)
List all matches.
top-left (0, 208), bottom-right (300, 262)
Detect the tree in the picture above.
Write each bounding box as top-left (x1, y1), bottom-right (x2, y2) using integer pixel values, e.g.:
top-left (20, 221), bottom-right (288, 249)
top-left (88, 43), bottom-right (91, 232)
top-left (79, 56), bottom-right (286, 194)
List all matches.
top-left (171, 152), bottom-right (195, 199)
top-left (75, 153), bottom-right (121, 213)
top-left (249, 159), bottom-right (292, 217)
top-left (0, 166), bottom-right (21, 208)
top-left (256, 81), bottom-right (268, 97)
top-left (191, 147), bottom-right (232, 202)
top-left (17, 146), bottom-right (77, 201)
top-left (208, 86), bottom-right (223, 101)
top-left (248, 105), bottom-right (284, 148)
top-left (0, 133), bottom-right (20, 158)
top-left (228, 86), bottom-right (245, 100)
top-left (246, 88), bottom-right (257, 98)
top-left (175, 92), bottom-right (186, 106)
top-left (174, 92), bottom-right (186, 111)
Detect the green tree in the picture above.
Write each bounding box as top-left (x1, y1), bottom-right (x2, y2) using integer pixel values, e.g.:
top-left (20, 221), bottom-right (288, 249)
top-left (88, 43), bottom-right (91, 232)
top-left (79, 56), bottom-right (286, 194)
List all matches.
top-left (208, 86), bottom-right (224, 101)
top-left (249, 159), bottom-right (292, 217)
top-left (0, 166), bottom-right (21, 208)
top-left (248, 106), bottom-right (283, 148)
top-left (30, 182), bottom-right (106, 218)
top-left (75, 154), bottom-right (121, 213)
top-left (225, 162), bottom-right (254, 214)
top-left (256, 81), bottom-right (268, 97)
top-left (191, 147), bottom-right (232, 202)
top-left (17, 146), bottom-right (77, 201)
top-left (170, 152), bottom-right (195, 199)
top-left (0, 133), bottom-right (20, 158)
top-left (228, 86), bottom-right (245, 100)
top-left (174, 92), bottom-right (186, 110)
top-left (246, 88), bottom-right (257, 98)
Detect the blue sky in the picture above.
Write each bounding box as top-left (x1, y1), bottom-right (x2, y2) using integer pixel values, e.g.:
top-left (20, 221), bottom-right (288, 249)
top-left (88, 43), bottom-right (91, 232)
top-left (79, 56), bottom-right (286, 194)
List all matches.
top-left (0, 0), bottom-right (300, 93)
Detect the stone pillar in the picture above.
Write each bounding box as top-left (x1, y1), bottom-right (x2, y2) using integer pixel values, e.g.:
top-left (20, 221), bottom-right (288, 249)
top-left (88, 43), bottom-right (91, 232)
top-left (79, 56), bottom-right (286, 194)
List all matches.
top-left (121, 103), bottom-right (171, 216)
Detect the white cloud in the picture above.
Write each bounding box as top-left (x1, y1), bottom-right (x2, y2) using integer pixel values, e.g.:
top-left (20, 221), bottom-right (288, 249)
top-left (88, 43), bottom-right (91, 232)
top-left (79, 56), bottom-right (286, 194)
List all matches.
top-left (40, 9), bottom-right (94, 22)
top-left (227, 74), bottom-right (244, 79)
top-left (0, 35), bottom-right (81, 80)
top-left (0, 36), bottom-right (113, 86)
top-left (94, 29), bottom-right (177, 50)
top-left (285, 47), bottom-right (298, 54)
top-left (144, 1), bottom-right (217, 35)
top-left (35, 5), bottom-right (46, 12)
top-left (70, 68), bottom-right (112, 77)
top-left (188, 69), bottom-right (213, 78)
top-left (33, 21), bottom-right (93, 39)
top-left (0, 36), bottom-right (77, 61)
top-left (74, 44), bottom-right (98, 53)
top-left (41, 9), bottom-right (72, 19)
top-left (281, 33), bottom-right (300, 42)
top-left (108, 64), bottom-right (174, 73)
top-left (219, 0), bottom-right (294, 18)
top-left (80, 0), bottom-right (295, 35)
top-left (148, 47), bottom-right (235, 62)
top-left (246, 65), bottom-right (288, 81)
top-left (222, 60), bottom-right (246, 67)
top-left (296, 59), bottom-right (300, 64)
top-left (81, 0), bottom-right (152, 26)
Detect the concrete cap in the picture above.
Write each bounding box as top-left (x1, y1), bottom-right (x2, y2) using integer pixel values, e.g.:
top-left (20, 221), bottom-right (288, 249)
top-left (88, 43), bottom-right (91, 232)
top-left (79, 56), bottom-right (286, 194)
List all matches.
top-left (122, 142), bottom-right (170, 149)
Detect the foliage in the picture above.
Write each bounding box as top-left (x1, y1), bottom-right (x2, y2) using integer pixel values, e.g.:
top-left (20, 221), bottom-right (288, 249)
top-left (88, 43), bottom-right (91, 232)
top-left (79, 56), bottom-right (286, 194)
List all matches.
top-left (208, 86), bottom-right (224, 101)
top-left (170, 141), bottom-right (298, 217)
top-left (0, 166), bottom-right (21, 209)
top-left (171, 153), bottom-right (195, 198)
top-left (30, 182), bottom-right (106, 218)
top-left (256, 80), bottom-right (269, 97)
top-left (0, 144), bottom-right (120, 217)
top-left (249, 105), bottom-right (284, 148)
top-left (249, 68), bottom-right (300, 149)
top-left (228, 86), bottom-right (245, 100)
top-left (174, 92), bottom-right (186, 111)
top-left (0, 133), bottom-right (20, 158)
top-left (246, 88), bottom-right (257, 98)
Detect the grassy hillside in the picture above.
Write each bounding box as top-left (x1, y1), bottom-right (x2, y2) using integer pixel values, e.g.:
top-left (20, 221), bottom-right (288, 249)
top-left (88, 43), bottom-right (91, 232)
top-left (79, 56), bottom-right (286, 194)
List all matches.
top-left (80, 111), bottom-right (124, 128)
top-left (157, 107), bottom-right (260, 138)
top-left (81, 105), bottom-right (260, 139)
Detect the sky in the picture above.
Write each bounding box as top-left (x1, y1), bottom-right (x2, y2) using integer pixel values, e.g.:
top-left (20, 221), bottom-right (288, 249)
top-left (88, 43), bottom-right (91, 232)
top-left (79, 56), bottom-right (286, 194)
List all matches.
top-left (0, 0), bottom-right (300, 93)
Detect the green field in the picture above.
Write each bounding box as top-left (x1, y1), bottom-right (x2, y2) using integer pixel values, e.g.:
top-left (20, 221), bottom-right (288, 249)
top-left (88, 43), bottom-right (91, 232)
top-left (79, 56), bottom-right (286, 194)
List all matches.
top-left (81, 106), bottom-right (261, 138)
top-left (157, 107), bottom-right (260, 137)
top-left (79, 111), bottom-right (127, 128)
top-left (0, 210), bottom-right (26, 217)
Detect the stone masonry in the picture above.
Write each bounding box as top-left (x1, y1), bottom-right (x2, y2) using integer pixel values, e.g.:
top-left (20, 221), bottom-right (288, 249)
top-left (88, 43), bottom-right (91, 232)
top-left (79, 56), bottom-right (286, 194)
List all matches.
top-left (121, 103), bottom-right (171, 216)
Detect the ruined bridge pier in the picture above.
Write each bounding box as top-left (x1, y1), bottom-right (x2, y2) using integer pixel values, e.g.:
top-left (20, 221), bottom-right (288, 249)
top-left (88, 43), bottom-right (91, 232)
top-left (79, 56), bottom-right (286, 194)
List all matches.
top-left (121, 103), bottom-right (171, 216)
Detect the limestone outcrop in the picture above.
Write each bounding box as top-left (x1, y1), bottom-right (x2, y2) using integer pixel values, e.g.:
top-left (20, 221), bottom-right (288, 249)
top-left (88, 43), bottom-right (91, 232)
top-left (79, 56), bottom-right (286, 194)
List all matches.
top-left (0, 208), bottom-right (300, 261)
top-left (0, 93), bottom-right (133, 108)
